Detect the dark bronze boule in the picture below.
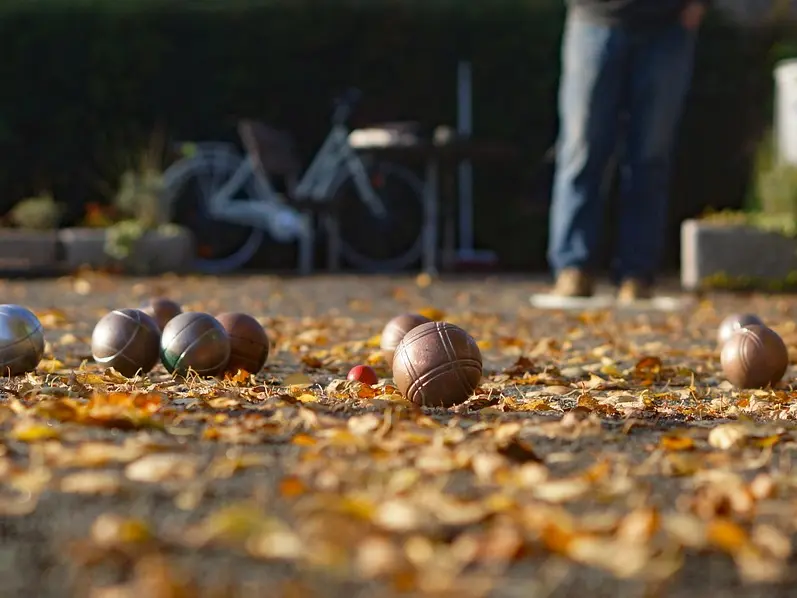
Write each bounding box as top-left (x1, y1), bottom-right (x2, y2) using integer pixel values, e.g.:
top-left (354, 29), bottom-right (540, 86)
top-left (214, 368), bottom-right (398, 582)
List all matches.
top-left (720, 324), bottom-right (789, 389)
top-left (91, 308), bottom-right (161, 377)
top-left (392, 320), bottom-right (482, 407)
top-left (141, 297), bottom-right (182, 331)
top-left (216, 312), bottom-right (270, 374)
top-left (160, 312), bottom-right (230, 377)
top-left (380, 313), bottom-right (432, 365)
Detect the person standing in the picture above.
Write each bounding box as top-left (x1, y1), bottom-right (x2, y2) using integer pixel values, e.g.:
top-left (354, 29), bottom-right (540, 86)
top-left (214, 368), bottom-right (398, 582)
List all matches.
top-left (547, 0), bottom-right (710, 301)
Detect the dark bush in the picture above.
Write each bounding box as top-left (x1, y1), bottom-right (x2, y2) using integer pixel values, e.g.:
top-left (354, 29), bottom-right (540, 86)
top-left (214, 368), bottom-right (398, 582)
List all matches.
top-left (0, 0), bottom-right (790, 269)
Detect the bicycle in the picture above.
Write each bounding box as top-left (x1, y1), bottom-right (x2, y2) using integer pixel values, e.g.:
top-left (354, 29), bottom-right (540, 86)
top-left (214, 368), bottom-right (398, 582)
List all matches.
top-left (159, 89), bottom-right (427, 274)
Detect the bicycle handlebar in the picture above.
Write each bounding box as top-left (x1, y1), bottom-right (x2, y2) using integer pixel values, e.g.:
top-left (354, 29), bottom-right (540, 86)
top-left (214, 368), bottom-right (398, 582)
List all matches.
top-left (331, 87), bottom-right (363, 125)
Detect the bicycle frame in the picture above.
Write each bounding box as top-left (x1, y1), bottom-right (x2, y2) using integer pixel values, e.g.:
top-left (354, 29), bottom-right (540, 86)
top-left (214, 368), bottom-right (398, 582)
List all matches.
top-left (203, 123), bottom-right (388, 232)
top-left (199, 150), bottom-right (306, 241)
top-left (294, 124), bottom-right (387, 218)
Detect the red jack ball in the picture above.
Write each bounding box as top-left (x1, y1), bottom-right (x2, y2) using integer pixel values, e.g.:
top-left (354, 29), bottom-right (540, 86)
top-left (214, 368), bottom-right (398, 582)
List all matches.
top-left (347, 365), bottom-right (378, 385)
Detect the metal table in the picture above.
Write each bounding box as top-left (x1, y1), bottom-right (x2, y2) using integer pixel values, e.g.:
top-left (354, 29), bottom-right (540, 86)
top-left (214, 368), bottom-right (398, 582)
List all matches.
top-left (354, 138), bottom-right (517, 274)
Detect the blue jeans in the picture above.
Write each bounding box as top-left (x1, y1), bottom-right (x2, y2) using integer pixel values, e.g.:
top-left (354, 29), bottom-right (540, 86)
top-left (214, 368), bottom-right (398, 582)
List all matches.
top-left (547, 14), bottom-right (697, 283)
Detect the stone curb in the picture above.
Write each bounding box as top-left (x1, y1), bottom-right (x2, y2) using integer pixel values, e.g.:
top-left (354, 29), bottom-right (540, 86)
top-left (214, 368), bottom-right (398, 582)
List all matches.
top-left (0, 227), bottom-right (196, 276)
top-left (681, 218), bottom-right (797, 290)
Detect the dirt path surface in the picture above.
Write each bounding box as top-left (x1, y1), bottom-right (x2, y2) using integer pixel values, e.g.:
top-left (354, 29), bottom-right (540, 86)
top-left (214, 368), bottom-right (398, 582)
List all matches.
top-left (2, 273), bottom-right (797, 598)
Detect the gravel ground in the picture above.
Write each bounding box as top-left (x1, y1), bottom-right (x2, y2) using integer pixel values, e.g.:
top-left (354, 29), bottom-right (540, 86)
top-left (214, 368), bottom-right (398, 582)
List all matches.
top-left (1, 273), bottom-right (797, 598)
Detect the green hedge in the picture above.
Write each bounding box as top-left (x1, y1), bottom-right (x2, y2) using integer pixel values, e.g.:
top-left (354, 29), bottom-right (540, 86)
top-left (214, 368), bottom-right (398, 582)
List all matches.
top-left (0, 0), bottom-right (791, 269)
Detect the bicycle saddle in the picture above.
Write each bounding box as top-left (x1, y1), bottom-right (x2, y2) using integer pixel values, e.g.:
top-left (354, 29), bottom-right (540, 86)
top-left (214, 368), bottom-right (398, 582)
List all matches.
top-left (237, 120), bottom-right (300, 176)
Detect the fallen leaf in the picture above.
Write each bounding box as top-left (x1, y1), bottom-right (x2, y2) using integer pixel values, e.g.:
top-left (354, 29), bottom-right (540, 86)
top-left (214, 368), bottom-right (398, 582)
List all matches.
top-left (295, 393), bottom-right (318, 403)
top-left (125, 454), bottom-right (199, 483)
top-left (38, 358), bottom-right (66, 373)
top-left (533, 479), bottom-right (590, 503)
top-left (708, 424), bottom-right (748, 450)
top-left (225, 369), bottom-right (252, 385)
top-left (660, 434), bottom-right (695, 451)
top-left (707, 518), bottom-right (749, 554)
top-left (503, 356), bottom-right (537, 376)
top-left (9, 420), bottom-right (59, 442)
top-left (35, 308), bottom-right (69, 327)
top-left (292, 434), bottom-right (317, 446)
top-left (634, 356), bottom-right (662, 379)
top-left (279, 476), bottom-right (308, 498)
top-left (417, 307), bottom-right (445, 321)
top-left (91, 513), bottom-right (153, 548)
top-left (60, 471), bottom-right (122, 495)
top-left (374, 500), bottom-right (426, 532)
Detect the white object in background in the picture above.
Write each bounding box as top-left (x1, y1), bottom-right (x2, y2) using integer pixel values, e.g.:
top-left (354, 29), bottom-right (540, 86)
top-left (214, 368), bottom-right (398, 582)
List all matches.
top-left (774, 58), bottom-right (797, 165)
top-left (529, 293), bottom-right (689, 312)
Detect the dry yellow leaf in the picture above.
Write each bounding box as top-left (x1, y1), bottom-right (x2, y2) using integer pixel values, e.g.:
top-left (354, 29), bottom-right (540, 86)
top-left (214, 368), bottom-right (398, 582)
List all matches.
top-left (291, 433), bottom-right (317, 446)
top-left (10, 420), bottom-right (59, 442)
top-left (279, 476), bottom-right (307, 498)
top-left (707, 518), bottom-right (749, 554)
top-left (751, 435), bottom-right (781, 449)
top-left (417, 307), bottom-right (445, 321)
top-left (365, 334), bottom-right (382, 348)
top-left (38, 359), bottom-right (66, 373)
top-left (366, 352), bottom-right (385, 366)
top-left (91, 513), bottom-right (152, 547)
top-left (35, 308), bottom-right (69, 327)
top-left (74, 371), bottom-right (108, 385)
top-left (225, 369), bottom-right (252, 385)
top-left (599, 363), bottom-right (623, 377)
top-left (198, 503), bottom-right (267, 544)
top-left (660, 434), bottom-right (695, 451)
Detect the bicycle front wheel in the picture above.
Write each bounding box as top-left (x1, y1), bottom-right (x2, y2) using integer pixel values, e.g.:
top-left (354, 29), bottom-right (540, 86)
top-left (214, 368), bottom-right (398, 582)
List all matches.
top-left (331, 160), bottom-right (425, 272)
top-left (161, 149), bottom-right (264, 274)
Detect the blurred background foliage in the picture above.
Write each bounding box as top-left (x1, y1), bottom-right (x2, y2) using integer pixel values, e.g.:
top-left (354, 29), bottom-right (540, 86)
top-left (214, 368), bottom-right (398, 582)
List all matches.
top-left (0, 0), bottom-right (794, 270)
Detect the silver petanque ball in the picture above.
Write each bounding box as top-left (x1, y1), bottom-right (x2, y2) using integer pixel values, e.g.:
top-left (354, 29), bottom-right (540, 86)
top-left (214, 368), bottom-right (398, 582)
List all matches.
top-left (0, 304), bottom-right (45, 376)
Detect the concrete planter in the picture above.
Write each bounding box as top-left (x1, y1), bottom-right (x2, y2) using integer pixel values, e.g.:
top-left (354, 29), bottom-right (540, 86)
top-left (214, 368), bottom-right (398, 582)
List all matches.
top-left (0, 229), bottom-right (60, 274)
top-left (681, 218), bottom-right (797, 290)
top-left (58, 226), bottom-right (195, 275)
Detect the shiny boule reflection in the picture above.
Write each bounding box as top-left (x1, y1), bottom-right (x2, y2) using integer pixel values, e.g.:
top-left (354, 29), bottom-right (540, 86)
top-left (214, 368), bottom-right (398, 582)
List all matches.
top-left (0, 304), bottom-right (45, 376)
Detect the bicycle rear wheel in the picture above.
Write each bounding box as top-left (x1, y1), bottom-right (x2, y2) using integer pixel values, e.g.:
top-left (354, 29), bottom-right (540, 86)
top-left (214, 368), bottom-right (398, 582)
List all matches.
top-left (331, 160), bottom-right (425, 271)
top-left (161, 149), bottom-right (264, 274)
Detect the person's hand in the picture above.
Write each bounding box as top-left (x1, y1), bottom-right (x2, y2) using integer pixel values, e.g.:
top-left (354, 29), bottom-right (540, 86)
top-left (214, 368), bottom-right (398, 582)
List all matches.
top-left (681, 1), bottom-right (707, 30)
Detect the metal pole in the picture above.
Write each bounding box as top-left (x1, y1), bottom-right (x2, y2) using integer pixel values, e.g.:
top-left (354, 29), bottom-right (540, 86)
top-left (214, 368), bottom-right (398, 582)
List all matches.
top-left (457, 61), bottom-right (474, 253)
